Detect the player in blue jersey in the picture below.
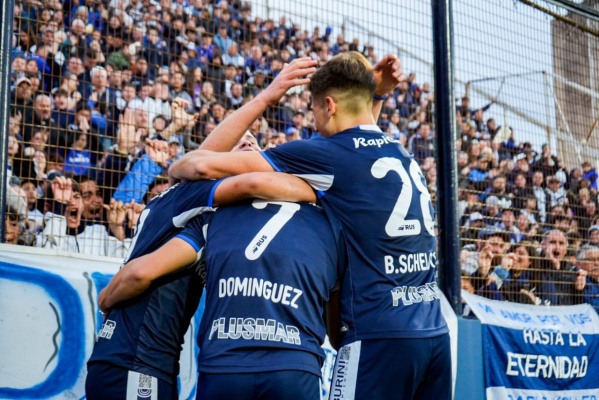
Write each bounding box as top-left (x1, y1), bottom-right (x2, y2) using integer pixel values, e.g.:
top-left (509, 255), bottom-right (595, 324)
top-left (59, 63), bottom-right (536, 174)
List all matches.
top-left (100, 199), bottom-right (342, 400)
top-left (196, 200), bottom-right (342, 400)
top-left (169, 52), bottom-right (451, 400)
top-left (86, 58), bottom-right (320, 400)
top-left (86, 167), bottom-right (318, 400)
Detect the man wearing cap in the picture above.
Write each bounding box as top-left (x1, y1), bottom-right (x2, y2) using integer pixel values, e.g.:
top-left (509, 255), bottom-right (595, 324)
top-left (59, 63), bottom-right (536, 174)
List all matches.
top-left (587, 225), bottom-right (599, 248)
top-left (286, 109), bottom-right (311, 140)
top-left (214, 24), bottom-right (234, 53)
top-left (460, 211), bottom-right (486, 246)
top-left (243, 69), bottom-right (268, 98)
top-left (545, 175), bottom-right (567, 208)
top-left (461, 224), bottom-right (510, 276)
top-left (11, 76), bottom-right (33, 118)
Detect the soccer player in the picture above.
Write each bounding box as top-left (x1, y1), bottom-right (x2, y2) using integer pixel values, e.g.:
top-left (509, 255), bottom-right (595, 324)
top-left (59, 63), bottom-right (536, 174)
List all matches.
top-left (86, 60), bottom-right (318, 400)
top-left (169, 52), bottom-right (451, 399)
top-left (99, 198), bottom-right (342, 400)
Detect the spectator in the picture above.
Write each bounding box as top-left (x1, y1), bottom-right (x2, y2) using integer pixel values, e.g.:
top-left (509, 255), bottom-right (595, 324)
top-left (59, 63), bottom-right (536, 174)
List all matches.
top-left (532, 170), bottom-right (550, 223)
top-left (169, 71), bottom-right (193, 112)
top-left (214, 24), bottom-right (235, 53)
top-left (410, 122), bottom-right (434, 162)
top-left (498, 208), bottom-right (520, 244)
top-left (546, 175), bottom-right (567, 208)
top-left (482, 174), bottom-right (512, 209)
top-left (497, 242), bottom-right (538, 304)
top-left (533, 143), bottom-right (561, 177)
top-left (11, 76), bottom-right (33, 118)
top-left (243, 68), bottom-right (267, 97)
top-left (222, 42), bottom-right (245, 69)
top-left (531, 230), bottom-right (582, 306)
top-left (456, 95), bottom-right (493, 119)
top-left (35, 176), bottom-right (129, 257)
top-left (463, 226), bottom-right (510, 299)
top-left (22, 94), bottom-right (60, 148)
top-left (582, 161), bottom-right (598, 191)
top-left (468, 155), bottom-right (491, 192)
top-left (575, 247), bottom-right (599, 312)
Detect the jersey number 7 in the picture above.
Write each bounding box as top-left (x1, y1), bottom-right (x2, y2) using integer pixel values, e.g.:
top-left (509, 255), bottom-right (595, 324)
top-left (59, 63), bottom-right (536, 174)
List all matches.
top-left (244, 201), bottom-right (300, 260)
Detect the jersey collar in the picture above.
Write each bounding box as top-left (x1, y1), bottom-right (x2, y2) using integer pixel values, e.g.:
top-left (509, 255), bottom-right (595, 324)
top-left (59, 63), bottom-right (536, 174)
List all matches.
top-left (356, 124), bottom-right (382, 132)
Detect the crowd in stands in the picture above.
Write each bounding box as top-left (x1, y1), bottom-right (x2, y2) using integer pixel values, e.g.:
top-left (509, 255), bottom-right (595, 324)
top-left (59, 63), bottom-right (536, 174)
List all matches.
top-left (3, 0), bottom-right (599, 311)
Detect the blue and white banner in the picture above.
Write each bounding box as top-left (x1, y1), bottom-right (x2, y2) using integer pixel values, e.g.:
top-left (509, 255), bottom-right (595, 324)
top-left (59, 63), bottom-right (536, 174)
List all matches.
top-left (462, 291), bottom-right (599, 400)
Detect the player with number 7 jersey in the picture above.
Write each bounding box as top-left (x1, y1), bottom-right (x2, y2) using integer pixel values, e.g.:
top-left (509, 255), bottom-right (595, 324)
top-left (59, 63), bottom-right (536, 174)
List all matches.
top-left (86, 167), bottom-right (321, 399)
top-left (194, 200), bottom-right (343, 399)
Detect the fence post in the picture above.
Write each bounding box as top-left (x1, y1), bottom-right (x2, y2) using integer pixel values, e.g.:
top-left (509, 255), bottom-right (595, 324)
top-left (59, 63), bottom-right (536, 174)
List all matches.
top-left (0, 0), bottom-right (15, 243)
top-left (432, 0), bottom-right (461, 314)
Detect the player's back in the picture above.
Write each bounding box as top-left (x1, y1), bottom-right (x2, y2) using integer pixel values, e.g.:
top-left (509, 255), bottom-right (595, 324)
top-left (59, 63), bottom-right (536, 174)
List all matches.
top-left (263, 125), bottom-right (447, 344)
top-left (88, 180), bottom-right (218, 383)
top-left (198, 201), bottom-right (340, 377)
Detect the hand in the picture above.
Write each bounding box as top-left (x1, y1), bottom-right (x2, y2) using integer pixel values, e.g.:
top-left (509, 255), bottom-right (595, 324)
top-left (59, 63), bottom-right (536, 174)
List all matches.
top-left (259, 57), bottom-right (317, 106)
top-left (145, 138), bottom-right (169, 165)
top-left (126, 201), bottom-right (145, 229)
top-left (117, 108), bottom-right (137, 152)
top-left (373, 54), bottom-right (405, 97)
top-left (89, 91), bottom-right (98, 102)
top-left (520, 289), bottom-right (538, 305)
top-left (501, 253), bottom-right (517, 270)
top-left (79, 116), bottom-right (90, 131)
top-left (575, 269), bottom-right (588, 291)
top-left (105, 199), bottom-right (127, 226)
top-left (51, 176), bottom-right (73, 203)
top-left (478, 245), bottom-right (494, 276)
top-left (171, 98), bottom-right (195, 131)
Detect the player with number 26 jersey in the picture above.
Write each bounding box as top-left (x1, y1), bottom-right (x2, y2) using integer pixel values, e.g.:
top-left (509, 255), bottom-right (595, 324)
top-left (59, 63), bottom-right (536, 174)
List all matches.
top-left (263, 125), bottom-right (448, 344)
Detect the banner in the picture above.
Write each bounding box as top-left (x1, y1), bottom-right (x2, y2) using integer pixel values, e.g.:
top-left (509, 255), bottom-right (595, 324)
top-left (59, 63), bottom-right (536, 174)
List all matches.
top-left (462, 291), bottom-right (599, 400)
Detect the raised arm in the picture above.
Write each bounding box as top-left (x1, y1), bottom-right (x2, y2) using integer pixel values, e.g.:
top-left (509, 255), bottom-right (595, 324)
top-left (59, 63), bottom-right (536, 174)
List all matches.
top-left (199, 57), bottom-right (317, 152)
top-left (213, 172), bottom-right (317, 206)
top-left (98, 238), bottom-right (199, 313)
top-left (168, 149), bottom-right (273, 181)
top-left (372, 54), bottom-right (405, 122)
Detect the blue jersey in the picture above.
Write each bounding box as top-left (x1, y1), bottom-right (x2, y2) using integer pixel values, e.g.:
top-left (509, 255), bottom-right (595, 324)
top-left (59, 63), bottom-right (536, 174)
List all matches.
top-left (263, 125), bottom-right (448, 344)
top-left (88, 180), bottom-right (221, 383)
top-left (193, 201), bottom-right (340, 377)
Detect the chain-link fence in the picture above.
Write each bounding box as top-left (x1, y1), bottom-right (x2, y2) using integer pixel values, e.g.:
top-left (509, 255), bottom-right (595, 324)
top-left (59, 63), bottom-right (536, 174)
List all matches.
top-left (3, 0), bottom-right (599, 309)
top-left (454, 0), bottom-right (599, 309)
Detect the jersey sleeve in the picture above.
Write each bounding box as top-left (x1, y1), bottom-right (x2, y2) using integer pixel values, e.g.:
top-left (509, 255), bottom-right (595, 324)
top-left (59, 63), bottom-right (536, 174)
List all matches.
top-left (174, 215), bottom-right (208, 252)
top-left (263, 138), bottom-right (335, 192)
top-left (172, 179), bottom-right (225, 216)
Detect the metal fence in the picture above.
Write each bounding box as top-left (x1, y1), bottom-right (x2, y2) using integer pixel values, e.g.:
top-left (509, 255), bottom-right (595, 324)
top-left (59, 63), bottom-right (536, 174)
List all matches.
top-left (1, 0), bottom-right (598, 310)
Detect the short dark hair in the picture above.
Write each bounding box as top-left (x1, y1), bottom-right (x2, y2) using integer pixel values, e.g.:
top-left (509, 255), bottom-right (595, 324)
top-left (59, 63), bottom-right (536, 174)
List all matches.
top-left (308, 51), bottom-right (376, 113)
top-left (76, 101), bottom-right (92, 113)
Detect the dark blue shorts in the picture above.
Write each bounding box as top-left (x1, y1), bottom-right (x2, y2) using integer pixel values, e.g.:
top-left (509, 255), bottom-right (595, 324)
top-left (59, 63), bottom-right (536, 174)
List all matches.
top-left (196, 370), bottom-right (320, 400)
top-left (329, 334), bottom-right (451, 400)
top-left (86, 362), bottom-right (177, 400)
